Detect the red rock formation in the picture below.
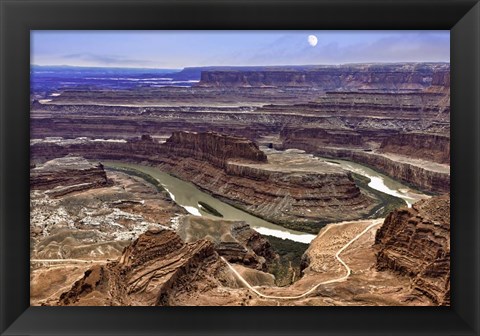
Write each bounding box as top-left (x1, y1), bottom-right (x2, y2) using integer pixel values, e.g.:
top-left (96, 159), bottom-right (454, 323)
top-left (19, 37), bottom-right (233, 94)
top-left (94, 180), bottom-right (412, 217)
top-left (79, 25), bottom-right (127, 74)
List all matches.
top-left (374, 195), bottom-right (450, 305)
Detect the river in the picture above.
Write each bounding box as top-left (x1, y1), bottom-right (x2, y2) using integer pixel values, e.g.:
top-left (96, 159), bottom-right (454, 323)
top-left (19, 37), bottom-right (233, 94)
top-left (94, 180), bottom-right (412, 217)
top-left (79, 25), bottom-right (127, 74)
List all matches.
top-left (104, 153), bottom-right (428, 244)
top-left (104, 162), bottom-right (317, 243)
top-left (274, 148), bottom-right (428, 207)
top-left (320, 158), bottom-right (428, 207)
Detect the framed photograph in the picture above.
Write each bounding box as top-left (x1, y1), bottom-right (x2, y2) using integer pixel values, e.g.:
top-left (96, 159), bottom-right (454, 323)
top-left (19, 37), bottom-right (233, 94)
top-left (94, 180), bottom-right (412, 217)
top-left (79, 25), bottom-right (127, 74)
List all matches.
top-left (1, 0), bottom-right (479, 335)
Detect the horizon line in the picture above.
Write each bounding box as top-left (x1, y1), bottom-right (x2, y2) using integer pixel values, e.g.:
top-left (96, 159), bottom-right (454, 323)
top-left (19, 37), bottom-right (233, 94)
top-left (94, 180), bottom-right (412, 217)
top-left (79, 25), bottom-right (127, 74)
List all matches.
top-left (31, 61), bottom-right (451, 70)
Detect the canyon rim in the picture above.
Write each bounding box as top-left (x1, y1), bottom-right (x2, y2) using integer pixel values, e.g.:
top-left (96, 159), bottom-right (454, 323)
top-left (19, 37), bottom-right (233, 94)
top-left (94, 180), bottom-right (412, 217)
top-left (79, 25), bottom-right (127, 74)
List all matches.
top-left (30, 30), bottom-right (450, 306)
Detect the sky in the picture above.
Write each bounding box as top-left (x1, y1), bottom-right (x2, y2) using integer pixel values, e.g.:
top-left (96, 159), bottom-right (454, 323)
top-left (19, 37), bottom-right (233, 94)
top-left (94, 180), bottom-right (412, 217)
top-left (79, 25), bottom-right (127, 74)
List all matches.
top-left (31, 30), bottom-right (450, 69)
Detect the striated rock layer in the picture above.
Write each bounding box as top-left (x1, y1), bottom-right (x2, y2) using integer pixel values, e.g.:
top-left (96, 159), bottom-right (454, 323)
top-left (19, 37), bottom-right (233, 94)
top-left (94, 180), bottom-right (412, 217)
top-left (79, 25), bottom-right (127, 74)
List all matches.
top-left (31, 132), bottom-right (377, 231)
top-left (30, 156), bottom-right (109, 197)
top-left (379, 133), bottom-right (450, 164)
top-left (58, 228), bottom-right (226, 306)
top-left (164, 131), bottom-right (267, 168)
top-left (374, 195), bottom-right (450, 305)
top-left (56, 225), bottom-right (277, 306)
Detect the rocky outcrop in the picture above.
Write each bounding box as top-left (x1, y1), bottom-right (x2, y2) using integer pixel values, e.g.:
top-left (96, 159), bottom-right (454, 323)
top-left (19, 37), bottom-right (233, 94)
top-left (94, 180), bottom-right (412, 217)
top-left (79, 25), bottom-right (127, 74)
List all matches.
top-left (30, 156), bottom-right (109, 197)
top-left (379, 133), bottom-right (450, 164)
top-left (58, 228), bottom-right (226, 306)
top-left (164, 131), bottom-right (267, 168)
top-left (177, 216), bottom-right (277, 271)
top-left (374, 195), bottom-right (450, 305)
top-left (198, 63), bottom-right (450, 90)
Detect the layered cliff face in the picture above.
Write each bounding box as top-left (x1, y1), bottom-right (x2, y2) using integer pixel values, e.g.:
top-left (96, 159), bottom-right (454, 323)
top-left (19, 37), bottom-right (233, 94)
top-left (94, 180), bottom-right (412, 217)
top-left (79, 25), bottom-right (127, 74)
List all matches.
top-left (374, 195), bottom-right (450, 305)
top-left (277, 88), bottom-right (450, 146)
top-left (198, 63), bottom-right (449, 90)
top-left (379, 133), bottom-right (450, 164)
top-left (275, 84), bottom-right (450, 193)
top-left (303, 91), bottom-right (449, 120)
top-left (270, 67), bottom-right (450, 193)
top-left (281, 127), bottom-right (365, 149)
top-left (30, 156), bottom-right (109, 197)
top-left (30, 92), bottom-right (448, 141)
top-left (31, 133), bottom-right (378, 232)
top-left (29, 158), bottom-right (193, 306)
top-left (164, 131), bottom-right (267, 168)
top-left (30, 64), bottom-right (450, 196)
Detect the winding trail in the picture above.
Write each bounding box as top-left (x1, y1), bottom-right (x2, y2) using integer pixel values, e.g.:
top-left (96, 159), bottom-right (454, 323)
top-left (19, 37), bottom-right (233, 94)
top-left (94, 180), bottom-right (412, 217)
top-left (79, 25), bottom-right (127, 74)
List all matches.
top-left (221, 219), bottom-right (383, 300)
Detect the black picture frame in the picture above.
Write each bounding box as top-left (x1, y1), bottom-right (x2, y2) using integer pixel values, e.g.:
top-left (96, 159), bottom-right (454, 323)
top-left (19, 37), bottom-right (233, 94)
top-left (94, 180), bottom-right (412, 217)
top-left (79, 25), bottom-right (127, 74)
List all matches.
top-left (1, 0), bottom-right (479, 335)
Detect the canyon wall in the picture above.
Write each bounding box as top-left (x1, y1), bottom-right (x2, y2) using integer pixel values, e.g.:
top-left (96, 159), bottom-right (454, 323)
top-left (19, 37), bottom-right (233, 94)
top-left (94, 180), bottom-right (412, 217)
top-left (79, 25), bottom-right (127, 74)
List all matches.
top-left (30, 89), bottom-right (449, 141)
top-left (427, 69), bottom-right (450, 93)
top-left (374, 195), bottom-right (450, 305)
top-left (276, 83), bottom-right (450, 193)
top-left (276, 88), bottom-right (450, 149)
top-left (282, 145), bottom-right (449, 194)
top-left (379, 133), bottom-right (450, 164)
top-left (164, 131), bottom-right (267, 168)
top-left (30, 63), bottom-right (450, 148)
top-left (198, 63), bottom-right (449, 90)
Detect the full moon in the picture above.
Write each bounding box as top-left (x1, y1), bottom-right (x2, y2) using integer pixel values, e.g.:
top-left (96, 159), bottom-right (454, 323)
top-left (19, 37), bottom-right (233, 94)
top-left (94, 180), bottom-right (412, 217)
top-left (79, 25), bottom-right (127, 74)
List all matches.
top-left (308, 35), bottom-right (318, 47)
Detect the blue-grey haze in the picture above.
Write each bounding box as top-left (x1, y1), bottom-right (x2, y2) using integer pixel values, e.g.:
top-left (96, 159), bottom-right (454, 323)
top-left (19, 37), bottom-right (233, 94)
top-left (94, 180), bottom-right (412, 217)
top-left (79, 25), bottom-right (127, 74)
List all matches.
top-left (31, 30), bottom-right (449, 69)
